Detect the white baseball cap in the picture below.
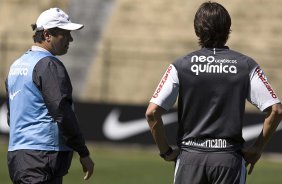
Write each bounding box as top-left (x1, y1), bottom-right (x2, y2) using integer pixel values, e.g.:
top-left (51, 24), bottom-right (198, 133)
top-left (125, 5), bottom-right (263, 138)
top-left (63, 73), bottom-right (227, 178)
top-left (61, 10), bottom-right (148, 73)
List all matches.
top-left (35, 7), bottom-right (84, 31)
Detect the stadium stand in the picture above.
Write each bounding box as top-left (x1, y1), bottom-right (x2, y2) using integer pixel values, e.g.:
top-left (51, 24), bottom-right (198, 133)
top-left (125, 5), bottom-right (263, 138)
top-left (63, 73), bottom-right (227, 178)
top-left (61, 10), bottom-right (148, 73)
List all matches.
top-left (1, 0), bottom-right (282, 112)
top-left (0, 0), bottom-right (68, 95)
top-left (82, 0), bottom-right (282, 112)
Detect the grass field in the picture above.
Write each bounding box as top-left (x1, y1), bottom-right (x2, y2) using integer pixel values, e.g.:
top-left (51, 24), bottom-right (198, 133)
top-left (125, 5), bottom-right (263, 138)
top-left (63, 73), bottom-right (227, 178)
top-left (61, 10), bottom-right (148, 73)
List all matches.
top-left (1, 141), bottom-right (282, 184)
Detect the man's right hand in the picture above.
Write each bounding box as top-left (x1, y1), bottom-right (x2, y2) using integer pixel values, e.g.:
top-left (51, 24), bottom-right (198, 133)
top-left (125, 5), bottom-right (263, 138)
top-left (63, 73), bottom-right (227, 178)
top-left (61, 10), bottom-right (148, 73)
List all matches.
top-left (242, 145), bottom-right (262, 175)
top-left (80, 156), bottom-right (95, 180)
top-left (164, 147), bottom-right (180, 162)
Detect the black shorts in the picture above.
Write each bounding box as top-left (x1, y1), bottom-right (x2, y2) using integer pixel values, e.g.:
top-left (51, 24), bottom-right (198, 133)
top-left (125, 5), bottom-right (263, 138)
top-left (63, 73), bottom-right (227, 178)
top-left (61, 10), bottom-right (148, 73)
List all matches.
top-left (8, 150), bottom-right (73, 184)
top-left (174, 150), bottom-right (246, 184)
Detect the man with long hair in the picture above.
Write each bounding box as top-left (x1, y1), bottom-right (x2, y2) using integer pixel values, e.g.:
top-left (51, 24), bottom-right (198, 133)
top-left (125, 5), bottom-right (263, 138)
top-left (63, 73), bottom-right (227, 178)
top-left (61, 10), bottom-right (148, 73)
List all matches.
top-left (146, 2), bottom-right (282, 184)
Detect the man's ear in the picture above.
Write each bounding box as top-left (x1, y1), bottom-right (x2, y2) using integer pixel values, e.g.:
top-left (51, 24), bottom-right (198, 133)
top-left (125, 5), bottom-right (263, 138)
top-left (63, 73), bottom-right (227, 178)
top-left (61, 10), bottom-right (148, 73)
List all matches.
top-left (43, 30), bottom-right (51, 42)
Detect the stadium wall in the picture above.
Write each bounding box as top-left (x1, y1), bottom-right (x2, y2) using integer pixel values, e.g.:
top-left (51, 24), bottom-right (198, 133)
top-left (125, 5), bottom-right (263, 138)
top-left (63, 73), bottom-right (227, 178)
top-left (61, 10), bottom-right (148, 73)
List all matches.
top-left (0, 96), bottom-right (281, 153)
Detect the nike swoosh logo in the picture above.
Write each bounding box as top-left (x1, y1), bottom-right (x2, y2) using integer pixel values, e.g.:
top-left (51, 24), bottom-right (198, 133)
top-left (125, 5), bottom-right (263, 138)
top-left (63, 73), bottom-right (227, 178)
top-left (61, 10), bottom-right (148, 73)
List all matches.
top-left (103, 109), bottom-right (282, 141)
top-left (9, 90), bottom-right (21, 100)
top-left (103, 109), bottom-right (177, 140)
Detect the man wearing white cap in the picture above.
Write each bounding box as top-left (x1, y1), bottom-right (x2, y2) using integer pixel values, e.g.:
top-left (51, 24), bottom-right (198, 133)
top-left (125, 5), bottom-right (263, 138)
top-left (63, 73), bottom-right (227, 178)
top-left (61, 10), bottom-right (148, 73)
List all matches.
top-left (5, 8), bottom-right (94, 184)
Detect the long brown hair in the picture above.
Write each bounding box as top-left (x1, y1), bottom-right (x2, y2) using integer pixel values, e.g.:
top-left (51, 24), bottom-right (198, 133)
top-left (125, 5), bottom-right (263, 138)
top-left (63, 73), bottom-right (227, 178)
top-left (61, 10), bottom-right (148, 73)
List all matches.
top-left (194, 1), bottom-right (231, 48)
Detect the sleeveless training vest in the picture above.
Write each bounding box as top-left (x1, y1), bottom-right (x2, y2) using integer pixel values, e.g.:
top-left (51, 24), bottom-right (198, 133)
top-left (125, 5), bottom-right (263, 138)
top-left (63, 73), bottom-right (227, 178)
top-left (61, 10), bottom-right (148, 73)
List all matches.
top-left (7, 50), bottom-right (70, 151)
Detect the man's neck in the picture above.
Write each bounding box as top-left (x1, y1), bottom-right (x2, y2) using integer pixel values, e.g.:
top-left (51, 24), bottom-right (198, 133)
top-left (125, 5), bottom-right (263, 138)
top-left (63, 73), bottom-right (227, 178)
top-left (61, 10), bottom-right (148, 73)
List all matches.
top-left (34, 42), bottom-right (53, 55)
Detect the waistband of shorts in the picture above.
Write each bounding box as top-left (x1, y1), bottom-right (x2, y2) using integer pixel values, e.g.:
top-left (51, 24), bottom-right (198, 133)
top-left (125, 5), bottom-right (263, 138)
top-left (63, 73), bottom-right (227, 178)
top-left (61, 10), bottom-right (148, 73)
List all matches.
top-left (181, 138), bottom-right (241, 151)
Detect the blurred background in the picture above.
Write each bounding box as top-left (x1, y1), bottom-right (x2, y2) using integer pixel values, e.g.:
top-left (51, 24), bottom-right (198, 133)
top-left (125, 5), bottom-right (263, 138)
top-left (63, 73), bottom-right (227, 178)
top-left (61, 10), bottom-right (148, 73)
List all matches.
top-left (1, 0), bottom-right (281, 105)
top-left (0, 0), bottom-right (282, 183)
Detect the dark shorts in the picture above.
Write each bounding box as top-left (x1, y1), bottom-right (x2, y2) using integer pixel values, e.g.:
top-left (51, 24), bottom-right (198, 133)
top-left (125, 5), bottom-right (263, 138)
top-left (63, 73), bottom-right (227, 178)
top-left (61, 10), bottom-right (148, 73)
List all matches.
top-left (8, 150), bottom-right (73, 184)
top-left (174, 150), bottom-right (246, 184)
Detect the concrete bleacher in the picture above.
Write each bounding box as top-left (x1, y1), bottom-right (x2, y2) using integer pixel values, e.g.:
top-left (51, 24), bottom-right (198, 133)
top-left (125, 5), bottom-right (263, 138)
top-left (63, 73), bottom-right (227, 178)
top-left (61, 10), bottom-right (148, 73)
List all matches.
top-left (0, 0), bottom-right (68, 94)
top-left (82, 0), bottom-right (282, 111)
top-left (0, 0), bottom-right (115, 98)
top-left (61, 0), bottom-right (114, 96)
top-left (82, 0), bottom-right (199, 104)
top-left (1, 0), bottom-right (281, 112)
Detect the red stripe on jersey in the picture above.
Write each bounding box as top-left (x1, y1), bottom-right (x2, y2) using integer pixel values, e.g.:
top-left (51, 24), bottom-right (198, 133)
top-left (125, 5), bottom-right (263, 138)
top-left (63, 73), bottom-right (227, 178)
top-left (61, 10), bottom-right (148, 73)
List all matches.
top-left (255, 67), bottom-right (277, 99)
top-left (153, 65), bottom-right (173, 98)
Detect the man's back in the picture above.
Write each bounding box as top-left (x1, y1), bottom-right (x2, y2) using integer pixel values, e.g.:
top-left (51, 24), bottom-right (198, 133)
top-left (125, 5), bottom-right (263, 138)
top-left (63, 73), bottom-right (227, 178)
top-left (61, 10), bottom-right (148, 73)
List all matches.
top-left (174, 47), bottom-right (257, 144)
top-left (145, 2), bottom-right (282, 184)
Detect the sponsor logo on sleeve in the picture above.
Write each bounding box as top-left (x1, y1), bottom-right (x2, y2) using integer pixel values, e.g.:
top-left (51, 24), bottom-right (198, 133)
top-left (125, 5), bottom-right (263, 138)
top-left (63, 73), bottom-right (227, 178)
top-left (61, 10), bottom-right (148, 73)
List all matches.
top-left (255, 67), bottom-right (277, 99)
top-left (152, 65), bottom-right (172, 98)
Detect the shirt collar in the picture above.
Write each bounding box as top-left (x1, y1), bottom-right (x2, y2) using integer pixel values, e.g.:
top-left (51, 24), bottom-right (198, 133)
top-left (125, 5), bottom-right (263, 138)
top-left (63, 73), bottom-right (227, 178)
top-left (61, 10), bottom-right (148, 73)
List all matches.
top-left (31, 46), bottom-right (52, 54)
top-left (204, 46), bottom-right (229, 51)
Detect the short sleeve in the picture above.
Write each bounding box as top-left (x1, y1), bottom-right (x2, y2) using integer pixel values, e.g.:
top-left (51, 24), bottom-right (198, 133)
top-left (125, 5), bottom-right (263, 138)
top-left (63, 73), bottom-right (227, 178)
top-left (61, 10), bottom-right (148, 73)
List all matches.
top-left (150, 64), bottom-right (179, 111)
top-left (247, 66), bottom-right (280, 111)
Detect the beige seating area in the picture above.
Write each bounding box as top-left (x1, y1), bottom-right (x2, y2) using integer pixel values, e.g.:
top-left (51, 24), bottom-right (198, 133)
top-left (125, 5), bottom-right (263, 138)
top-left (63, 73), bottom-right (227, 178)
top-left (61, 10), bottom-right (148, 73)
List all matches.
top-left (82, 0), bottom-right (282, 112)
top-left (1, 0), bottom-right (282, 112)
top-left (0, 0), bottom-right (67, 94)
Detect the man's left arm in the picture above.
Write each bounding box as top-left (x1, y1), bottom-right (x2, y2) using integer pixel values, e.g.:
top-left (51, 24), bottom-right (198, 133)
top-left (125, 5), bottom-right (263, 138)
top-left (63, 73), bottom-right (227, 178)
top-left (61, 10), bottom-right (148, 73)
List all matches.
top-left (244, 65), bottom-right (282, 174)
top-left (145, 103), bottom-right (179, 161)
top-left (145, 64), bottom-right (180, 161)
top-left (243, 103), bottom-right (282, 174)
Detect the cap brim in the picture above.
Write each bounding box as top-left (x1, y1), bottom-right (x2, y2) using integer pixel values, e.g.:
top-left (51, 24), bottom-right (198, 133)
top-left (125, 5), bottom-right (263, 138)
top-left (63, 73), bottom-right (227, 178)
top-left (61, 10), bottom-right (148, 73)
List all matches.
top-left (58, 23), bottom-right (84, 30)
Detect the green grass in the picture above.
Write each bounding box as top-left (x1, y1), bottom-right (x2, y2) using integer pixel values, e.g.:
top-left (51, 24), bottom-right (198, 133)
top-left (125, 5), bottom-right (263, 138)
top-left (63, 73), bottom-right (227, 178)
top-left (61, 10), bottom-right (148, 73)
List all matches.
top-left (1, 142), bottom-right (282, 184)
top-left (65, 144), bottom-right (175, 184)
